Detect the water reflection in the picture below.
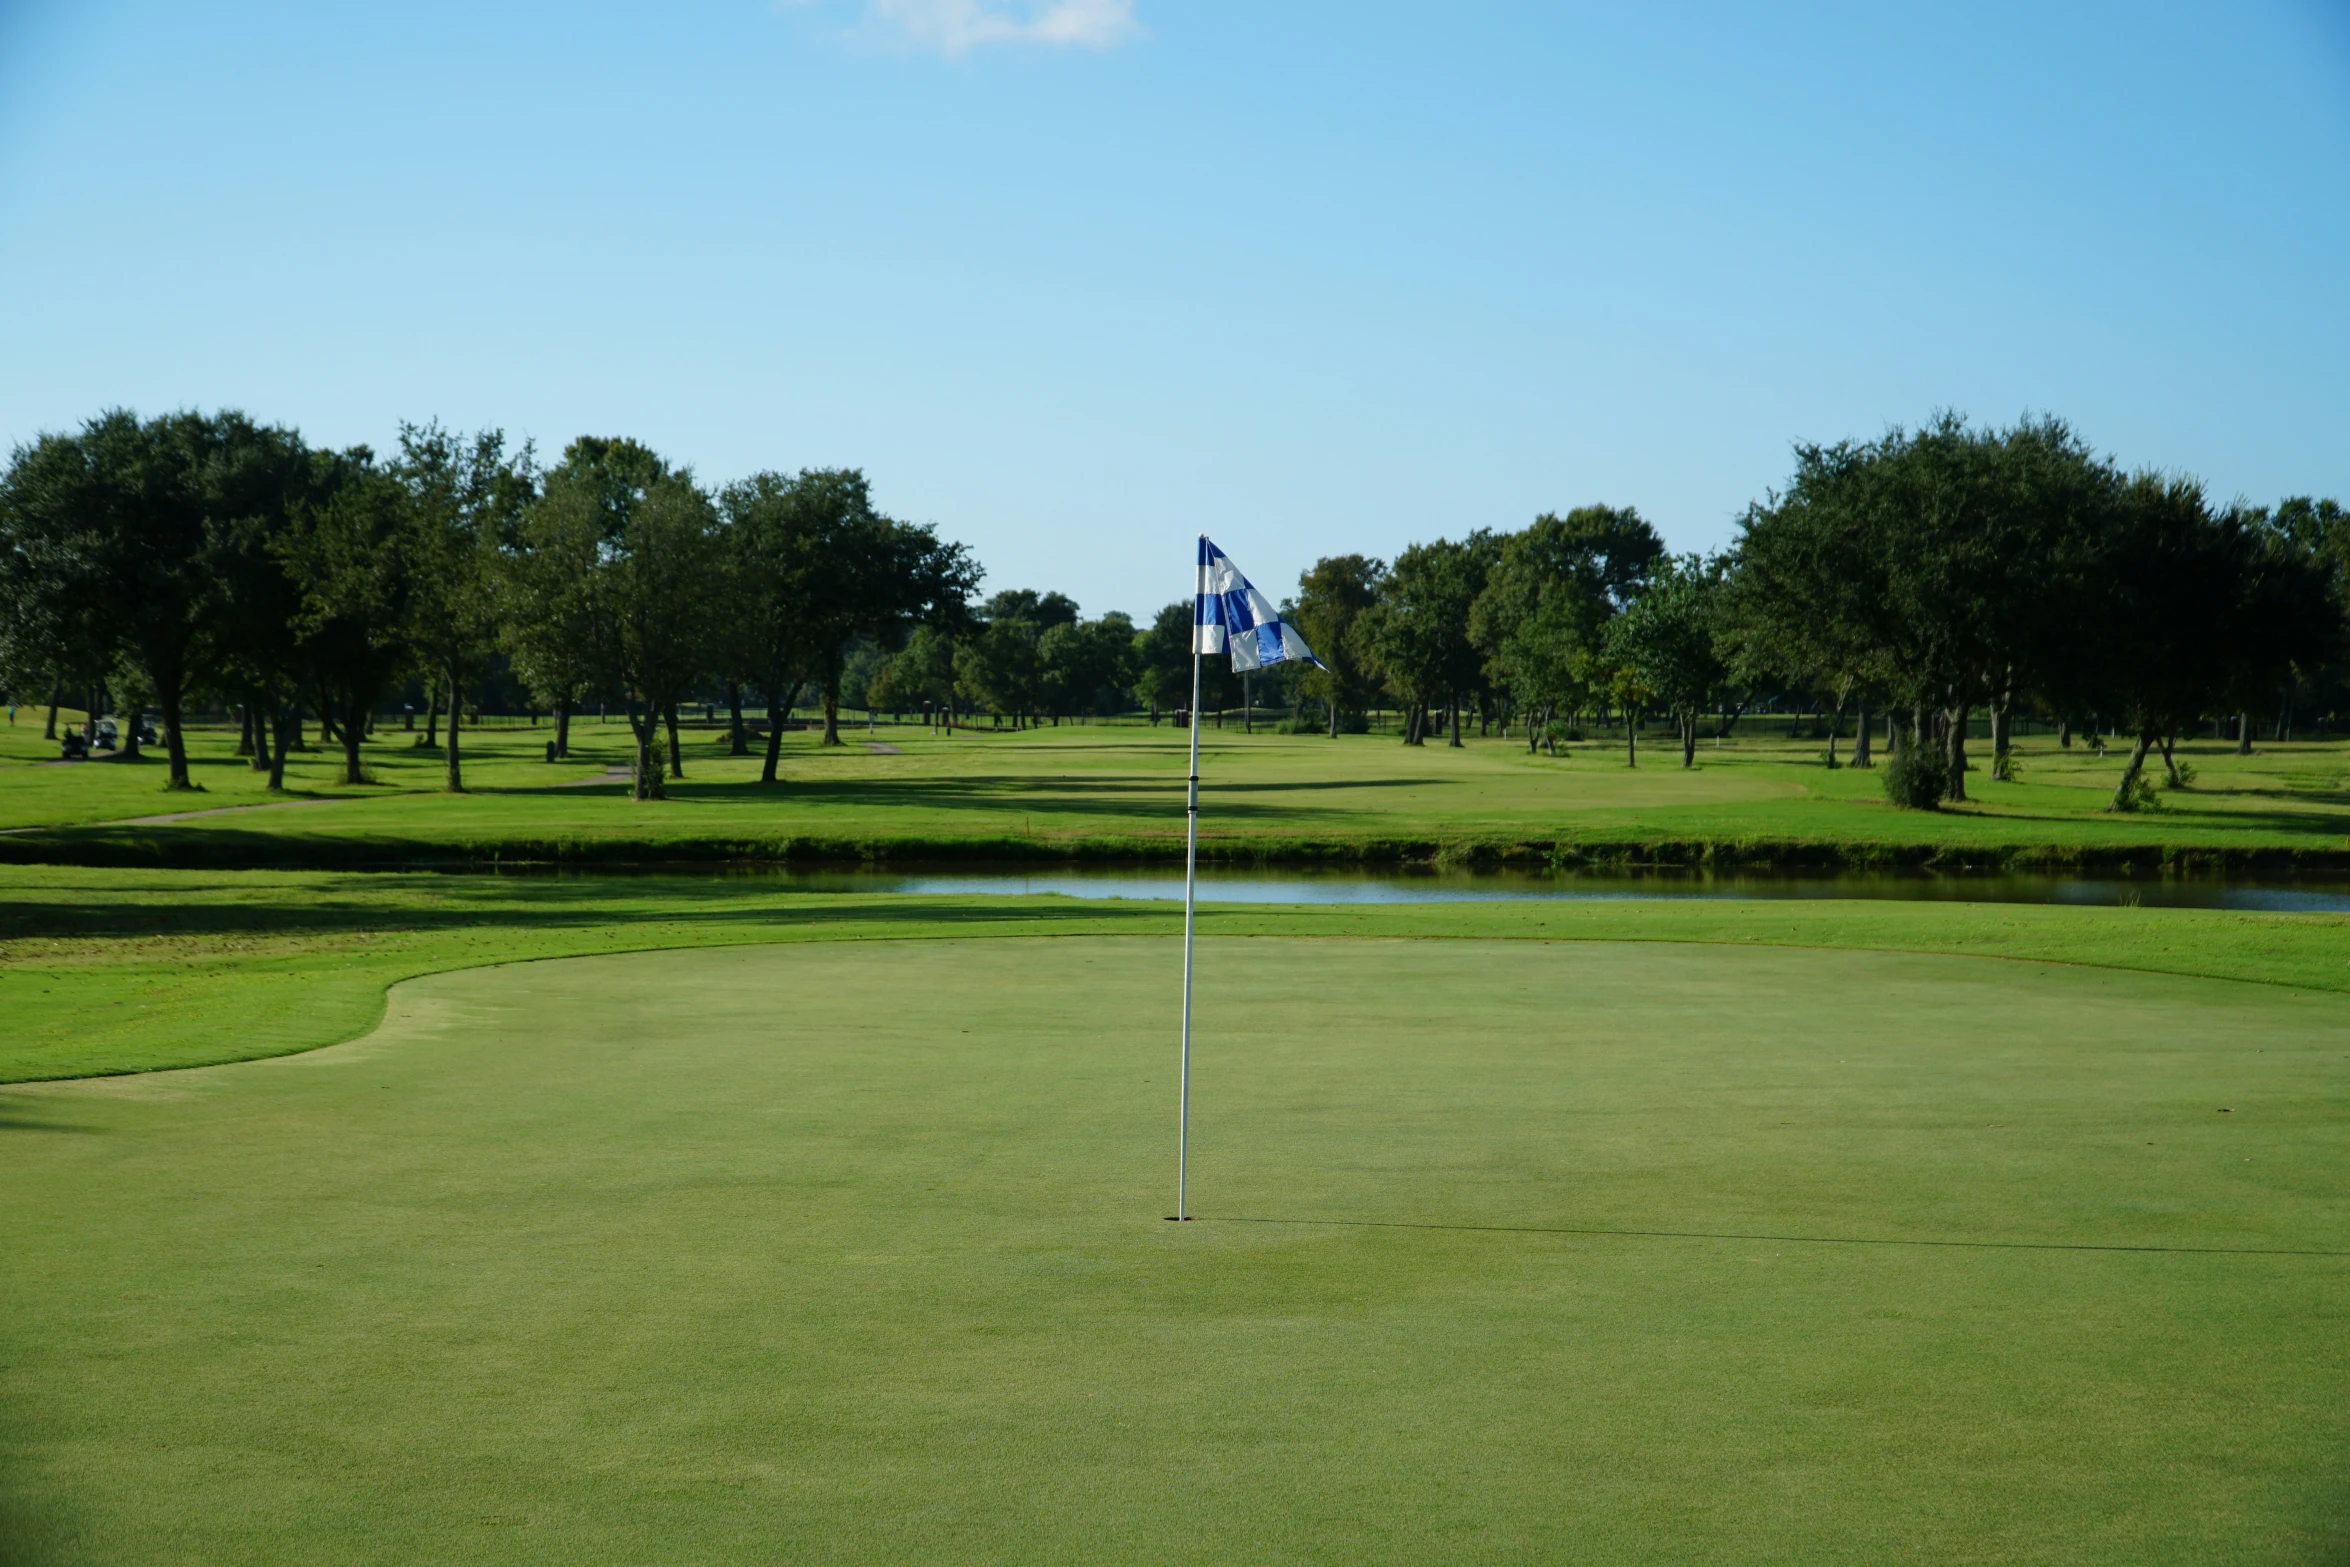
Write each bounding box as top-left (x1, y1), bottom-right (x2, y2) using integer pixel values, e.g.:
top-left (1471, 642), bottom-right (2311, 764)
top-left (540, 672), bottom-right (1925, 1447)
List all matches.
top-left (614, 864), bottom-right (2350, 914)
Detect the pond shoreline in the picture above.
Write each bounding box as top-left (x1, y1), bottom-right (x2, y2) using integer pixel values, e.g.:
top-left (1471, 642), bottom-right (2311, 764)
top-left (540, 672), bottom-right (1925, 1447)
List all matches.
top-left (5, 827), bottom-right (2349, 877)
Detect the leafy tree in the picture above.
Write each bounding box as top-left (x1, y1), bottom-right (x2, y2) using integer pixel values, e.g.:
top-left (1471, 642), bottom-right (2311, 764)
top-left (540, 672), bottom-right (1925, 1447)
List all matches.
top-left (1603, 554), bottom-right (1730, 767)
top-left (2070, 474), bottom-right (2336, 810)
top-left (502, 453), bottom-right (610, 766)
top-left (1731, 414), bottom-right (2107, 800)
top-left (868, 624), bottom-right (962, 725)
top-left (1130, 601), bottom-right (1239, 724)
top-left (209, 444), bottom-right (357, 788)
top-left (283, 456), bottom-right (416, 785)
top-left (1289, 555), bottom-right (1384, 737)
top-left (1471, 507), bottom-right (1663, 750)
top-left (1362, 534), bottom-right (1491, 746)
top-left (518, 438), bottom-right (715, 799)
top-left (1038, 611), bottom-right (1135, 720)
top-left (392, 423), bottom-right (534, 792)
top-left (0, 409), bottom-right (306, 788)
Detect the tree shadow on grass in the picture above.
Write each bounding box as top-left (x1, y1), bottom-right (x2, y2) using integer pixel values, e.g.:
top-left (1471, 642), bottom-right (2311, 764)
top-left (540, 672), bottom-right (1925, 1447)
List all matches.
top-left (1940, 802), bottom-right (2350, 840)
top-left (0, 888), bottom-right (1177, 945)
top-left (542, 772), bottom-right (1442, 819)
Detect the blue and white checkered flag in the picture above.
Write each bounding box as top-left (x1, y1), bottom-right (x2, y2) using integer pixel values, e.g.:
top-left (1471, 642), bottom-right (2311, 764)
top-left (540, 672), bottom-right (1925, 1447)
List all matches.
top-left (1194, 536), bottom-right (1324, 672)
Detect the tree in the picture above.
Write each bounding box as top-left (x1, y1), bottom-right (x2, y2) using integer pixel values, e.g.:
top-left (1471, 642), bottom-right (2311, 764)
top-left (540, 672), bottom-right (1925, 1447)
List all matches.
top-left (393, 423), bottom-right (534, 792)
top-left (1470, 508), bottom-right (1663, 750)
top-left (726, 470), bottom-right (975, 756)
top-left (1730, 414), bottom-right (2108, 800)
top-left (208, 443), bottom-right (356, 789)
top-left (1602, 554), bottom-right (1729, 767)
top-left (2070, 474), bottom-right (2336, 810)
top-left (283, 457), bottom-right (416, 786)
top-left (1361, 535), bottom-right (1491, 745)
top-left (502, 453), bottom-right (609, 767)
top-left (1290, 555), bottom-right (1384, 737)
top-left (1038, 612), bottom-right (1136, 720)
top-left (869, 623), bottom-right (962, 724)
top-left (520, 438), bottom-right (715, 800)
top-left (0, 409), bottom-right (306, 789)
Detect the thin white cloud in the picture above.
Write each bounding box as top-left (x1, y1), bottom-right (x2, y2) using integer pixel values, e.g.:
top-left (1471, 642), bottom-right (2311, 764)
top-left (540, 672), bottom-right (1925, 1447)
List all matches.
top-left (856, 0), bottom-right (1143, 55)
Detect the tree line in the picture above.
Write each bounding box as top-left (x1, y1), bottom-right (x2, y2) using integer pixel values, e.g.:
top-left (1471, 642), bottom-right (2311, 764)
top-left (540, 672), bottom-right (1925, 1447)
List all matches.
top-left (1251, 414), bottom-right (2346, 812)
top-left (4, 406), bottom-right (2344, 813)
top-left (0, 413), bottom-right (982, 799)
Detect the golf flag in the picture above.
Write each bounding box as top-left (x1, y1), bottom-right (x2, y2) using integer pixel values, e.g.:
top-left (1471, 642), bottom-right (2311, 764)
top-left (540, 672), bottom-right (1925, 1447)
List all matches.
top-left (1195, 536), bottom-right (1324, 672)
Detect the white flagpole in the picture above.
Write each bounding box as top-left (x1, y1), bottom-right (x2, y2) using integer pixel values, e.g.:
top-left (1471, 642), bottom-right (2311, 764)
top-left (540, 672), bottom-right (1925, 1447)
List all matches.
top-left (1177, 543), bottom-right (1205, 1222)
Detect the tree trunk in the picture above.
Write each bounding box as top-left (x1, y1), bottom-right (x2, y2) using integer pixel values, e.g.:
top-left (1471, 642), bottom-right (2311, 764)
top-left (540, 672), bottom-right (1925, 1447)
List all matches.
top-left (554, 700), bottom-right (571, 760)
top-left (2108, 730), bottom-right (2155, 811)
top-left (2236, 712), bottom-right (2251, 756)
top-left (1850, 702), bottom-right (1872, 768)
top-left (1448, 696), bottom-right (1462, 748)
top-left (1943, 705), bottom-right (1968, 802)
top-left (1990, 698), bottom-right (2010, 768)
top-left (2275, 691), bottom-right (2293, 743)
top-left (728, 686), bottom-right (749, 756)
top-left (339, 690), bottom-right (365, 785)
top-left (424, 684), bottom-right (441, 749)
top-left (2058, 719), bottom-right (2071, 749)
top-left (664, 702), bottom-right (685, 779)
top-left (822, 679), bottom-right (842, 746)
top-left (267, 690), bottom-right (297, 791)
top-left (1680, 712), bottom-right (1696, 768)
top-left (1328, 689), bottom-right (1339, 739)
top-left (759, 680), bottom-right (801, 785)
top-left (2158, 731), bottom-right (2180, 786)
top-left (236, 703), bottom-right (255, 758)
top-left (1823, 685), bottom-right (1848, 768)
top-left (158, 674), bottom-right (192, 790)
top-left (43, 681), bottom-right (60, 740)
top-left (1625, 708), bottom-right (1638, 768)
top-left (252, 690), bottom-right (276, 776)
top-left (628, 705), bottom-right (665, 800)
top-left (444, 665), bottom-right (466, 791)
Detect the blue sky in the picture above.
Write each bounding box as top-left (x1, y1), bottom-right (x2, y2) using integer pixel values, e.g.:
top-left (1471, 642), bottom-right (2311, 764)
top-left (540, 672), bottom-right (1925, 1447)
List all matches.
top-left (2, 1), bottom-right (2346, 619)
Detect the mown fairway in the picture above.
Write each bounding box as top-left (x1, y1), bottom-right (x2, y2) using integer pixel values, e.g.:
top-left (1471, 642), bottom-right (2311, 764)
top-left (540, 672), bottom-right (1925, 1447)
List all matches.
top-left (4, 717), bottom-right (2348, 863)
top-left (3, 935), bottom-right (2344, 1564)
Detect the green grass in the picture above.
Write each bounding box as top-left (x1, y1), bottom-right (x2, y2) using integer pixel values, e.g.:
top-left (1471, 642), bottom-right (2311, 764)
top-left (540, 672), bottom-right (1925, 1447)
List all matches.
top-left (3, 931), bottom-right (2345, 1562)
top-left (7, 865), bottom-right (2350, 1083)
top-left (3, 715), bottom-right (2347, 869)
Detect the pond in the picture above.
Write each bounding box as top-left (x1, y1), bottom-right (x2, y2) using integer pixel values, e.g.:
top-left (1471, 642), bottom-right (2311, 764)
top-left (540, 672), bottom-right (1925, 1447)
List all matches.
top-left (596, 864), bottom-right (2350, 915)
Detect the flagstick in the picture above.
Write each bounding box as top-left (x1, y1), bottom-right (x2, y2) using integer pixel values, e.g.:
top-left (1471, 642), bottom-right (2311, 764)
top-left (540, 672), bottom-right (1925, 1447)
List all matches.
top-left (1176, 574), bottom-right (1205, 1222)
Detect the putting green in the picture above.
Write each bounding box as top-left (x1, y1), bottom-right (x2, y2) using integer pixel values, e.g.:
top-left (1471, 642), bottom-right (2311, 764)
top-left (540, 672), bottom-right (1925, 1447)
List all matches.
top-left (2, 936), bottom-right (2345, 1563)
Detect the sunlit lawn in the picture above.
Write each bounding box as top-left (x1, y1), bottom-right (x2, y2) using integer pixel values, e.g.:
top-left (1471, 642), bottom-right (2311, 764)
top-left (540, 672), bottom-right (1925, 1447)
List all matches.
top-left (2, 709), bottom-right (2345, 856)
top-left (2, 930), bottom-right (2343, 1563)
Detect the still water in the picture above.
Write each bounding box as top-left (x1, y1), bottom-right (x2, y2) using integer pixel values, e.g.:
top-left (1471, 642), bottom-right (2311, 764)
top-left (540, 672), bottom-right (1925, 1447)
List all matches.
top-left (644, 865), bottom-right (2350, 915)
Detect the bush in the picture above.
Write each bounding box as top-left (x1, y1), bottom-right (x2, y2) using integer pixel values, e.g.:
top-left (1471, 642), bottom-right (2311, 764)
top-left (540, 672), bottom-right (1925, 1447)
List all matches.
top-left (2164, 759), bottom-right (2197, 790)
top-left (1882, 744), bottom-right (1948, 810)
top-left (2111, 770), bottom-right (2162, 812)
top-left (1990, 749), bottom-right (2021, 783)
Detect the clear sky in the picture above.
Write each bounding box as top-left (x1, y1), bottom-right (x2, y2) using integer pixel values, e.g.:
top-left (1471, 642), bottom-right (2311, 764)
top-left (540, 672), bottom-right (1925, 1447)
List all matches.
top-left (2, 1), bottom-right (2345, 620)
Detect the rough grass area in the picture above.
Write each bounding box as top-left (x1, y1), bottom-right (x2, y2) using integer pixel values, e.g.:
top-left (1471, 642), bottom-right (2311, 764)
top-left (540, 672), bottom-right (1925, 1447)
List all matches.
top-left (6, 866), bottom-right (2350, 1082)
top-left (2, 936), bottom-right (2344, 1564)
top-left (3, 719), bottom-right (2347, 869)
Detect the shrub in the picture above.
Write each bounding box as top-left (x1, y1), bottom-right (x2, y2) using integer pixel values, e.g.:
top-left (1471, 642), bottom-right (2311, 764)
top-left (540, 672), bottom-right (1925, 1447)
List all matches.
top-left (1882, 744), bottom-right (1948, 810)
top-left (2164, 760), bottom-right (2197, 790)
top-left (1990, 749), bottom-right (2021, 783)
top-left (2111, 770), bottom-right (2162, 812)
